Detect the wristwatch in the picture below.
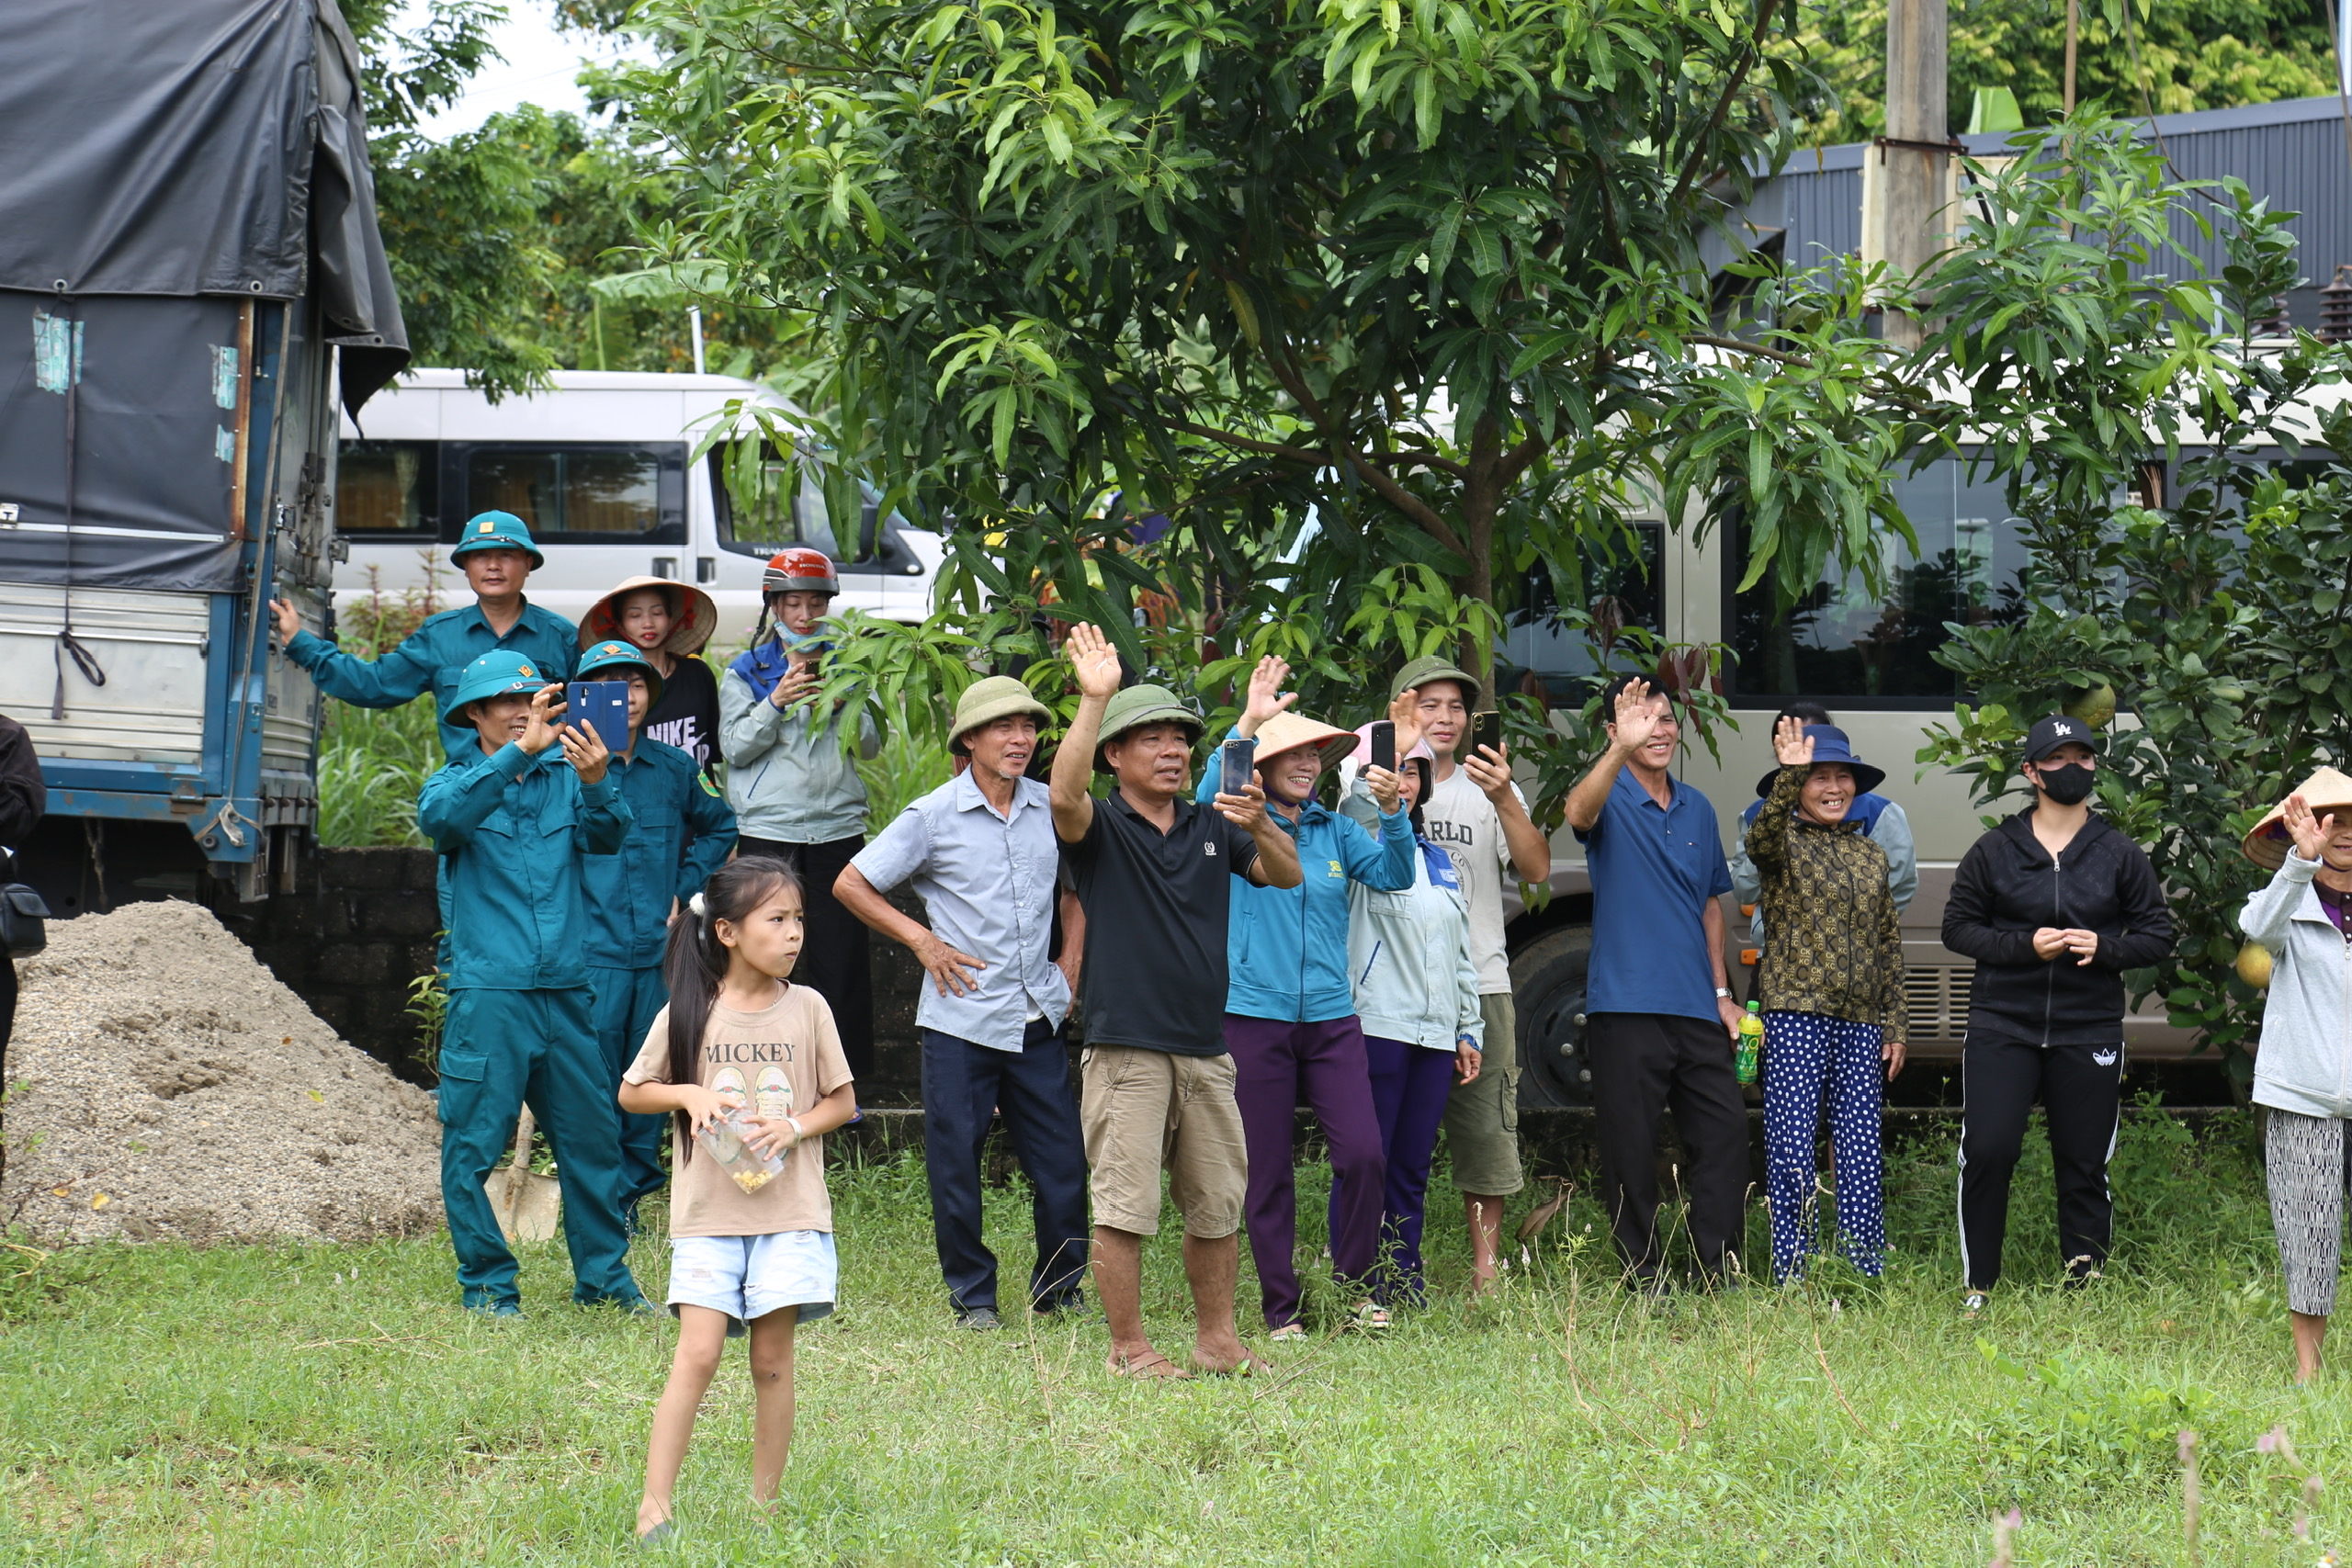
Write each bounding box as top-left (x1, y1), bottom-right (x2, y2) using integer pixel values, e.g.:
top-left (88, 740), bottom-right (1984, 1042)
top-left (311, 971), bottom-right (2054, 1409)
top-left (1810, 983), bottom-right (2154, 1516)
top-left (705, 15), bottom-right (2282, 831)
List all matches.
top-left (1714, 987), bottom-right (1734, 999)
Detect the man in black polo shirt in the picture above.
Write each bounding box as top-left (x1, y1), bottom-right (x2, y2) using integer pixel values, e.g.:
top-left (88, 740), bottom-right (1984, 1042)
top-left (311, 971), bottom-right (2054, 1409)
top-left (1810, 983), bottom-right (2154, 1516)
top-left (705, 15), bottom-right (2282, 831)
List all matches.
top-left (1052, 623), bottom-right (1304, 1379)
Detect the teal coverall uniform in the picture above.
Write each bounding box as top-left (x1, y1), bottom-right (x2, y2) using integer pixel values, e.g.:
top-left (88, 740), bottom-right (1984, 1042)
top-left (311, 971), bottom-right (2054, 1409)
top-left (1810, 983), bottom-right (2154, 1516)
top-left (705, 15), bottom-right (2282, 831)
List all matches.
top-left (418, 739), bottom-right (642, 1312)
top-left (583, 737), bottom-right (738, 1213)
top-left (288, 601), bottom-right (580, 762)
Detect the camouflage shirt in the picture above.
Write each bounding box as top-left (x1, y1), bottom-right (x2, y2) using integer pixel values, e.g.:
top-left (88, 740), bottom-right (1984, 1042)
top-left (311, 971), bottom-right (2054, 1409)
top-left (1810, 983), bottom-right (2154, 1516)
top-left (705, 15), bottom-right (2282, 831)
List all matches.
top-left (1745, 764), bottom-right (1907, 1041)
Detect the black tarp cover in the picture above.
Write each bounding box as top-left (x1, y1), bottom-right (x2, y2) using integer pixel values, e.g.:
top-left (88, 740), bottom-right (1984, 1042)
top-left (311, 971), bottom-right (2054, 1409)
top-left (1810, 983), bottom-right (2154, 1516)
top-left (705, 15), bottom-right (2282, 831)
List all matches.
top-left (0, 0), bottom-right (408, 591)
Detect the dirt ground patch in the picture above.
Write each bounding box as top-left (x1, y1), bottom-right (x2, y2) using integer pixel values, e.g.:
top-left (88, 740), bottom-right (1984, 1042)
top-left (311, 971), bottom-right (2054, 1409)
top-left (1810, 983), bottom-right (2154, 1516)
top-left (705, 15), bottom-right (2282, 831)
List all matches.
top-left (2, 899), bottom-right (442, 1245)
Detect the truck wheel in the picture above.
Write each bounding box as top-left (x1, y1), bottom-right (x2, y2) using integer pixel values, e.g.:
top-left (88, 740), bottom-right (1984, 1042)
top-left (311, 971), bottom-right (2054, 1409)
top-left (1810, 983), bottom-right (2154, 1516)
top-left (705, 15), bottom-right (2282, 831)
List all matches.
top-left (1512, 924), bottom-right (1593, 1109)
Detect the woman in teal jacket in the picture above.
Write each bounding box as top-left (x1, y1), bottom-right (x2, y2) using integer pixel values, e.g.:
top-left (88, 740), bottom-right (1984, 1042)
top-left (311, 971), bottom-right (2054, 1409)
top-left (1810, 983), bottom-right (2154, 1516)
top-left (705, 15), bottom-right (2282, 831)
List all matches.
top-left (1196, 658), bottom-right (1414, 1336)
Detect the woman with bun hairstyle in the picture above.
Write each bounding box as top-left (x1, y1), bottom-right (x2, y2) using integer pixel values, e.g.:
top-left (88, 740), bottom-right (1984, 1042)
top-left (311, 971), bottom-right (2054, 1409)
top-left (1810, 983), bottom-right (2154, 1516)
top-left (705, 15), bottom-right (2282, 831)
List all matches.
top-left (2240, 769), bottom-right (2352, 1382)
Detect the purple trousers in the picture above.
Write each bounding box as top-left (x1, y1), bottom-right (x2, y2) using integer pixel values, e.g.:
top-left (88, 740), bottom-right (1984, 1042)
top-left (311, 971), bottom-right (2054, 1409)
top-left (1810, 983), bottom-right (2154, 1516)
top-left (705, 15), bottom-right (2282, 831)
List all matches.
top-left (1225, 1013), bottom-right (1386, 1330)
top-left (1340, 1034), bottom-right (1457, 1306)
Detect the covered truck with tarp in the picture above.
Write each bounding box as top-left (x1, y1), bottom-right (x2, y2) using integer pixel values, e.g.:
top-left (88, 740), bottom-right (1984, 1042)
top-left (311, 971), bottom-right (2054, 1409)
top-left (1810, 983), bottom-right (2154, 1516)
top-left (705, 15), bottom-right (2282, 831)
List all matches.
top-left (0, 0), bottom-right (407, 903)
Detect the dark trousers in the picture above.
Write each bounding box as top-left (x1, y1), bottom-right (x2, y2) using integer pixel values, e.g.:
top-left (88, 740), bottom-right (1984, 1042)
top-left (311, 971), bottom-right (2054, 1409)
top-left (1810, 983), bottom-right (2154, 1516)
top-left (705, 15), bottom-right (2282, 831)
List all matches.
top-left (1586, 1011), bottom-right (1749, 1283)
top-left (921, 1019), bottom-right (1091, 1314)
top-left (1959, 1033), bottom-right (2123, 1290)
top-left (1227, 1013), bottom-right (1386, 1329)
top-left (739, 834), bottom-right (875, 1080)
top-left (1354, 1034), bottom-right (1456, 1306)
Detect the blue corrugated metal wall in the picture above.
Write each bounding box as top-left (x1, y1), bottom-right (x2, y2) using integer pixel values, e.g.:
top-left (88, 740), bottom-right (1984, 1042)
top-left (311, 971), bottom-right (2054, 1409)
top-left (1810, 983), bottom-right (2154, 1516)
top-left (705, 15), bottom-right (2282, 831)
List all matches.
top-left (1744, 96), bottom-right (2352, 323)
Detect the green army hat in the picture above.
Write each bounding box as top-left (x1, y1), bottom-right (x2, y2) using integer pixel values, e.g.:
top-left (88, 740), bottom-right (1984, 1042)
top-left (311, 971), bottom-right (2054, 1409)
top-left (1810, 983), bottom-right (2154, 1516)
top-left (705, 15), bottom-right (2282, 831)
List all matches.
top-left (449, 510), bottom-right (546, 569)
top-left (1094, 683), bottom-right (1201, 772)
top-left (1388, 653), bottom-right (1482, 710)
top-left (951, 676), bottom-right (1053, 753)
top-left (574, 639), bottom-right (666, 710)
top-left (443, 649), bottom-right (555, 722)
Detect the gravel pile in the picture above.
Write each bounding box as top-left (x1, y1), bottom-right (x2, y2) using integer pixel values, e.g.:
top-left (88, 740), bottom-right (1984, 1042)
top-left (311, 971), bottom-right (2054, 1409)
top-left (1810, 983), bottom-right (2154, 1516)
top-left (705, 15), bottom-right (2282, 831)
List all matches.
top-left (2, 899), bottom-right (444, 1246)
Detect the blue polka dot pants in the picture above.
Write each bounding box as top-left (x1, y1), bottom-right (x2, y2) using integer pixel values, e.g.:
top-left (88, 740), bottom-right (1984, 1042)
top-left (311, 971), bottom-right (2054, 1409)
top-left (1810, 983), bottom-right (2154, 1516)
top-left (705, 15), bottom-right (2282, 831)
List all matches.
top-left (1761, 1010), bottom-right (1885, 1282)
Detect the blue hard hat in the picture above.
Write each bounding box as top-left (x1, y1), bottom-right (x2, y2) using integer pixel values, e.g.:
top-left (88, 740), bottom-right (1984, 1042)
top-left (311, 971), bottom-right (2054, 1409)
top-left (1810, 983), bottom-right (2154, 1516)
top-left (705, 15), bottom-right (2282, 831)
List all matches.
top-left (1756, 725), bottom-right (1886, 798)
top-left (449, 510), bottom-right (546, 569)
top-left (445, 649), bottom-right (557, 721)
top-left (573, 638), bottom-right (665, 709)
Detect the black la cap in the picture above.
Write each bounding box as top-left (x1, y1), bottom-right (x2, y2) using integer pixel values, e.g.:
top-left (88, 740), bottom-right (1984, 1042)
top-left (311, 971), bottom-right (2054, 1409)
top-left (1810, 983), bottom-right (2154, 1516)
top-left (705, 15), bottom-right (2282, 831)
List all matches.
top-left (2023, 713), bottom-right (2105, 763)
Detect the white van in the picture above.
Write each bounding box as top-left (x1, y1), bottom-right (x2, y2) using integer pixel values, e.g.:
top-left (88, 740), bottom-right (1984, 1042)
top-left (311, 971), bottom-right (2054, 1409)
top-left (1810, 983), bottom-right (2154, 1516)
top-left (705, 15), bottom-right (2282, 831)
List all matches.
top-left (333, 369), bottom-right (944, 644)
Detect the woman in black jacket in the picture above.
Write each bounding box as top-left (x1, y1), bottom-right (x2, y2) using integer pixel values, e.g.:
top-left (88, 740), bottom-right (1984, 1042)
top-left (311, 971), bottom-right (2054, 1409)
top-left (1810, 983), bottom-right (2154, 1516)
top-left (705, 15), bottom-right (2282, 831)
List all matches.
top-left (1943, 715), bottom-right (2173, 1314)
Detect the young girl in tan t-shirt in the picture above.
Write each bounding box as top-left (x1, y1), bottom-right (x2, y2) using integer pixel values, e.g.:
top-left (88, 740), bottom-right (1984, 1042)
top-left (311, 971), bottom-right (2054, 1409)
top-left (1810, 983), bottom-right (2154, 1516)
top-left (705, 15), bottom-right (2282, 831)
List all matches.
top-left (619, 856), bottom-right (857, 1546)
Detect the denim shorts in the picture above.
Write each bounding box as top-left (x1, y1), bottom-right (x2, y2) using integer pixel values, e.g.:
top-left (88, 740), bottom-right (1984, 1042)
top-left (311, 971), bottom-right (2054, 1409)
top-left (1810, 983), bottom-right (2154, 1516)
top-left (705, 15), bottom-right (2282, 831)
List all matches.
top-left (665, 1231), bottom-right (838, 1337)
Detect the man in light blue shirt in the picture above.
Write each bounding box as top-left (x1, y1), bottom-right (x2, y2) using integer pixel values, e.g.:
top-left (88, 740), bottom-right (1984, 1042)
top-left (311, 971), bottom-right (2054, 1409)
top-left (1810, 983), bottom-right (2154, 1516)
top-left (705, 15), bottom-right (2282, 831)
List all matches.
top-left (835, 677), bottom-right (1089, 1330)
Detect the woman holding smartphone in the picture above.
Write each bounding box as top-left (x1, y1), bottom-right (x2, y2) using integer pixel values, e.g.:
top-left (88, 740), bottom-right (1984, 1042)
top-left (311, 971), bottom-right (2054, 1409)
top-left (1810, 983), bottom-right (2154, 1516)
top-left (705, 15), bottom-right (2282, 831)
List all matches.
top-left (719, 548), bottom-right (882, 1080)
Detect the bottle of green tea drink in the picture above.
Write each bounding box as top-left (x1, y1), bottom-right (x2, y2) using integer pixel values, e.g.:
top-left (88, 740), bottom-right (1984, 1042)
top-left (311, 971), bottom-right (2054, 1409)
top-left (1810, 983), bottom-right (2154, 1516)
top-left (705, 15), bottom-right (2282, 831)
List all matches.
top-left (1736, 1000), bottom-right (1764, 1086)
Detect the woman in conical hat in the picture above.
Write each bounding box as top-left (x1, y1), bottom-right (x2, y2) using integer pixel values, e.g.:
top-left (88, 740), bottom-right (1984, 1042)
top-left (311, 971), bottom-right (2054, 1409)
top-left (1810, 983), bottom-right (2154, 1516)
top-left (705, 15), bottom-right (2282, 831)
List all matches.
top-left (2240, 767), bottom-right (2352, 1382)
top-left (581, 577), bottom-right (722, 776)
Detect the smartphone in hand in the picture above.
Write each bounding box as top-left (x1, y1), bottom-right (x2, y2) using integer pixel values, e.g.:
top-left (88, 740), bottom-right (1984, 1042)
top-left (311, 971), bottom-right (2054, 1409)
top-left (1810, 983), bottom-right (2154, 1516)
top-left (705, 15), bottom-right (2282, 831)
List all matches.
top-left (1220, 737), bottom-right (1257, 797)
top-left (1471, 710), bottom-right (1505, 760)
top-left (1368, 719), bottom-right (1396, 772)
top-left (565, 680), bottom-right (632, 757)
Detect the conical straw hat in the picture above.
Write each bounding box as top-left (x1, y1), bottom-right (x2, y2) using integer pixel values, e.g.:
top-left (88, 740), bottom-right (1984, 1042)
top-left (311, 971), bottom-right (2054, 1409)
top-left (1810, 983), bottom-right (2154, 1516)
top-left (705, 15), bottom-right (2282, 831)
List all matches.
top-left (1250, 711), bottom-right (1358, 771)
top-left (2243, 766), bottom-right (2352, 869)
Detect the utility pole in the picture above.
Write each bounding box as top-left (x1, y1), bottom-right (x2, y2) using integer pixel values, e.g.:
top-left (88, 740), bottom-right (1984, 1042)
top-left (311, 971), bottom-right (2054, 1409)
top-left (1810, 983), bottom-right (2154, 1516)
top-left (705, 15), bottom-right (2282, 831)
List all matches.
top-left (1869, 0), bottom-right (1949, 347)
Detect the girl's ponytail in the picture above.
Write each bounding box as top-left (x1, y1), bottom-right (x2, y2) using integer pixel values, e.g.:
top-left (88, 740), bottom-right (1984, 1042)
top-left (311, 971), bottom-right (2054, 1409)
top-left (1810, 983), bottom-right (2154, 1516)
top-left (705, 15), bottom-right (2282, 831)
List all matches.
top-left (662, 856), bottom-right (799, 1159)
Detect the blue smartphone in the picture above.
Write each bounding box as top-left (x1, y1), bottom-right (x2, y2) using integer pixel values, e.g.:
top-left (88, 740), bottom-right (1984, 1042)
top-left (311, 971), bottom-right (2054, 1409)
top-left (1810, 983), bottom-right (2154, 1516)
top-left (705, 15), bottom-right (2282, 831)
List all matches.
top-left (1219, 737), bottom-right (1257, 796)
top-left (564, 680), bottom-right (632, 756)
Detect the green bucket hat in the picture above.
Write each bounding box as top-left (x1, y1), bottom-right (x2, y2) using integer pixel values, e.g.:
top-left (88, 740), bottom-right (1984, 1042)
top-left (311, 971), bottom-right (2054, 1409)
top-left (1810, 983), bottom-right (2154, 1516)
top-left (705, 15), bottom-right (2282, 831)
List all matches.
top-left (444, 649), bottom-right (557, 722)
top-left (449, 510), bottom-right (547, 570)
top-left (1094, 683), bottom-right (1201, 772)
top-left (573, 638), bottom-right (665, 710)
top-left (1387, 653), bottom-right (1482, 710)
top-left (951, 676), bottom-right (1052, 752)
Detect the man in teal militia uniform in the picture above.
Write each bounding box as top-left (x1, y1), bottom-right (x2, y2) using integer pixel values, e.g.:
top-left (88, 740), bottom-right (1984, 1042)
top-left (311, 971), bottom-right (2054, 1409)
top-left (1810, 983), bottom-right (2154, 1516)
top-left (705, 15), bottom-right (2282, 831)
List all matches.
top-left (417, 649), bottom-right (650, 1315)
top-left (273, 511), bottom-right (579, 761)
top-left (571, 638), bottom-right (738, 1218)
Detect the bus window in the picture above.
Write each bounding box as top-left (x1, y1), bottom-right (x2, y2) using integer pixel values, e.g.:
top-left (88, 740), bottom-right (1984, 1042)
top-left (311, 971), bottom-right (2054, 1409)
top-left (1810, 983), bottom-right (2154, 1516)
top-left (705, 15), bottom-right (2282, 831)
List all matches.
top-left (459, 444), bottom-right (685, 544)
top-left (1728, 457), bottom-right (2030, 705)
top-left (1499, 521), bottom-right (1664, 706)
top-left (336, 439), bottom-right (438, 537)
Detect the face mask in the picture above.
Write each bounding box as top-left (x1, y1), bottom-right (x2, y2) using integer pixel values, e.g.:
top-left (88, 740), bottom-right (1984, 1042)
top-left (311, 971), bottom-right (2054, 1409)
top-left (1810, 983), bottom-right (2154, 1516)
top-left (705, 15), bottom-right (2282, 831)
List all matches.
top-left (777, 626), bottom-right (833, 652)
top-left (2036, 762), bottom-right (2095, 806)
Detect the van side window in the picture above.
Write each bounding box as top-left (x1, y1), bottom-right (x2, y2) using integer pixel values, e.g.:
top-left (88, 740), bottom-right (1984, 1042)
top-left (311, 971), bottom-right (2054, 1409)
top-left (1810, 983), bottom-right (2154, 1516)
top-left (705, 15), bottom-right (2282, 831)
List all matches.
top-left (1499, 521), bottom-right (1663, 707)
top-left (708, 449), bottom-right (896, 571)
top-left (1727, 456), bottom-right (2030, 705)
top-left (458, 444), bottom-right (685, 545)
top-left (336, 440), bottom-right (439, 537)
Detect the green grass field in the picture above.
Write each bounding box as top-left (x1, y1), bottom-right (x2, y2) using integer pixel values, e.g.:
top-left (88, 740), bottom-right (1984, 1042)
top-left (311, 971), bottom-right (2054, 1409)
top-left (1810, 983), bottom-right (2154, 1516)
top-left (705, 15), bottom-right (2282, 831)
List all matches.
top-left (2, 1112), bottom-right (2343, 1565)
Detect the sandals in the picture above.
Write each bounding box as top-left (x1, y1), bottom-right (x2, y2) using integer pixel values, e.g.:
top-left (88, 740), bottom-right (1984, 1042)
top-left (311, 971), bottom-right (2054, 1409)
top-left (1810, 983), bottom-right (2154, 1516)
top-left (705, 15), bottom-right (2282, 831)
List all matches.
top-left (1350, 1302), bottom-right (1393, 1333)
top-left (1268, 1322), bottom-right (1308, 1342)
top-left (1105, 1348), bottom-right (1190, 1381)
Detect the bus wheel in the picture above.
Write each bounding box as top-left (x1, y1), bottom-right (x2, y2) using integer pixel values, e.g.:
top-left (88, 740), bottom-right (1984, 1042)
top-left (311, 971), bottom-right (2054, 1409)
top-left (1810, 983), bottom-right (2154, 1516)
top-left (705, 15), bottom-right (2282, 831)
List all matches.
top-left (1512, 924), bottom-right (1592, 1109)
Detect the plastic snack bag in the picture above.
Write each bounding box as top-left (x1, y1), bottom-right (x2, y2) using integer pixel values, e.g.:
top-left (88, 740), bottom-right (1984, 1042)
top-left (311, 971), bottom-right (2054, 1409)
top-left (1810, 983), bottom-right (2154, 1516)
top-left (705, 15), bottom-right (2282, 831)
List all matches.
top-left (696, 1106), bottom-right (786, 1193)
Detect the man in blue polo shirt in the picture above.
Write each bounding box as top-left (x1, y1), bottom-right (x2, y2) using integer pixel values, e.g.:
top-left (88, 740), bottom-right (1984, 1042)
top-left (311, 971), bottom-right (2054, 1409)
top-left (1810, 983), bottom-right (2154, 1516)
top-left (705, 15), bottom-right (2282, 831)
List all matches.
top-left (1564, 674), bottom-right (1748, 1292)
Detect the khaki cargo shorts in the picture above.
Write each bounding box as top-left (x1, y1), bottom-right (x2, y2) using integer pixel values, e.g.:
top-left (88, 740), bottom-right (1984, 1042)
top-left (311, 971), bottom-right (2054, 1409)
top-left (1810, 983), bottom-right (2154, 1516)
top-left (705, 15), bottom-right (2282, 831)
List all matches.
top-left (1080, 1044), bottom-right (1248, 1239)
top-left (1442, 991), bottom-right (1525, 1197)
